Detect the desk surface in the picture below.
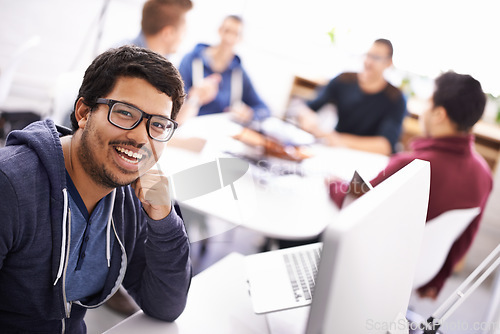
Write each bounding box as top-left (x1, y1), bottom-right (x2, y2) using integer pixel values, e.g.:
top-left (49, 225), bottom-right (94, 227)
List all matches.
top-left (105, 253), bottom-right (270, 334)
top-left (104, 250), bottom-right (463, 334)
top-left (158, 114), bottom-right (389, 240)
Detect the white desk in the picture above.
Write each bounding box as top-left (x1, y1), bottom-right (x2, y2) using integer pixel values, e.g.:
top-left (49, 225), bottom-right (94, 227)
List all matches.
top-left (159, 114), bottom-right (389, 240)
top-left (105, 253), bottom-right (270, 334)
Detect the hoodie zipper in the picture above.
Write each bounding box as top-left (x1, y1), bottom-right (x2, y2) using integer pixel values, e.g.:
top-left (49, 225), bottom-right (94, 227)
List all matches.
top-left (62, 208), bottom-right (72, 318)
top-left (54, 188), bottom-right (69, 286)
top-left (55, 188), bottom-right (71, 333)
top-left (55, 188), bottom-right (119, 331)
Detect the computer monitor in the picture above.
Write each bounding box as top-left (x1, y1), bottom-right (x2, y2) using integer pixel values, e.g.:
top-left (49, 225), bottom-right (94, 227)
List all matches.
top-left (306, 159), bottom-right (430, 334)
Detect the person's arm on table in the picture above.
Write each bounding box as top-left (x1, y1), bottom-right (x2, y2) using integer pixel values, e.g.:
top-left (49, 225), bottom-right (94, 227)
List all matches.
top-left (123, 169), bottom-right (192, 321)
top-left (296, 101), bottom-right (392, 155)
top-left (318, 132), bottom-right (392, 156)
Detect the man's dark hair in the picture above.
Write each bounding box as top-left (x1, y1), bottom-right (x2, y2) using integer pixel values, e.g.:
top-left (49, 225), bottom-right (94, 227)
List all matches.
top-left (142, 0), bottom-right (193, 36)
top-left (70, 45), bottom-right (185, 132)
top-left (433, 71), bottom-right (486, 132)
top-left (374, 38), bottom-right (393, 59)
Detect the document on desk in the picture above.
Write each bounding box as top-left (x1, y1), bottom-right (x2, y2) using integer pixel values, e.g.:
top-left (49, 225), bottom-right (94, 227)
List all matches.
top-left (258, 117), bottom-right (316, 146)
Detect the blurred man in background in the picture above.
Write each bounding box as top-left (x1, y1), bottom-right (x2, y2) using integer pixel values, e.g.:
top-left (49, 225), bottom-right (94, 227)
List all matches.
top-left (297, 39), bottom-right (406, 155)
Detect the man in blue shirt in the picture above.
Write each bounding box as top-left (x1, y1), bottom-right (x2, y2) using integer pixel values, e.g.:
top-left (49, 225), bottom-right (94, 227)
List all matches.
top-left (297, 39), bottom-right (406, 155)
top-left (177, 15), bottom-right (271, 125)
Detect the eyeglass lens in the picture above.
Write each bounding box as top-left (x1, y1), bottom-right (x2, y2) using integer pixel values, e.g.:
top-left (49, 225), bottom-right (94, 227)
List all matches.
top-left (109, 102), bottom-right (175, 141)
top-left (365, 53), bottom-right (387, 62)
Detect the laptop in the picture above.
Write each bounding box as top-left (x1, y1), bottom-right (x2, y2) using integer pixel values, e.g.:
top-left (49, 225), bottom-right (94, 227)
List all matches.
top-left (244, 242), bottom-right (323, 314)
top-left (244, 159), bottom-right (431, 333)
top-left (244, 169), bottom-right (373, 314)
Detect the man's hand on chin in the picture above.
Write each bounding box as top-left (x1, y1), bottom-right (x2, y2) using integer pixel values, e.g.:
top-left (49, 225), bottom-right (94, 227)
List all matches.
top-left (132, 169), bottom-right (172, 220)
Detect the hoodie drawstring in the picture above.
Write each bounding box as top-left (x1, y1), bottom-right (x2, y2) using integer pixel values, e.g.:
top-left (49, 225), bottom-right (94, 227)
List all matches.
top-left (55, 188), bottom-right (116, 283)
top-left (54, 188), bottom-right (69, 286)
top-left (106, 189), bottom-right (116, 268)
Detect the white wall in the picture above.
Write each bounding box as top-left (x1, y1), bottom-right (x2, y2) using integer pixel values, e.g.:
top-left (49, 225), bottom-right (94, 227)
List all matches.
top-left (1, 0), bottom-right (500, 119)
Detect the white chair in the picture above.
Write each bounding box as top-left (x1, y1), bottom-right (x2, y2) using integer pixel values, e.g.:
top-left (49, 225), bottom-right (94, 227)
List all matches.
top-left (413, 207), bottom-right (481, 288)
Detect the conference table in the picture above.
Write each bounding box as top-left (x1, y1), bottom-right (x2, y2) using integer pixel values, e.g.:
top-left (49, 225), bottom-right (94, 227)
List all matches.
top-left (156, 113), bottom-right (390, 241)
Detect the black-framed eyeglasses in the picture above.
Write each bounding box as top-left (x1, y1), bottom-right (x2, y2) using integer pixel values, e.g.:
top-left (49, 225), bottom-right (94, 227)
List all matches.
top-left (96, 98), bottom-right (178, 142)
top-left (364, 53), bottom-right (390, 63)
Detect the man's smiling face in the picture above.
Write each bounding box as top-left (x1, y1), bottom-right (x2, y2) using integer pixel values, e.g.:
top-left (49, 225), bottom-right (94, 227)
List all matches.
top-left (76, 76), bottom-right (173, 188)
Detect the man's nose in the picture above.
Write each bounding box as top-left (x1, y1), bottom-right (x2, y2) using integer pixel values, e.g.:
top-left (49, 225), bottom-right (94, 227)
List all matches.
top-left (126, 119), bottom-right (150, 145)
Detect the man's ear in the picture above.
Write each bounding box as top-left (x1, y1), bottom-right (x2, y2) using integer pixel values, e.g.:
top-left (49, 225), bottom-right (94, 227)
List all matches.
top-left (74, 97), bottom-right (91, 129)
top-left (433, 106), bottom-right (448, 124)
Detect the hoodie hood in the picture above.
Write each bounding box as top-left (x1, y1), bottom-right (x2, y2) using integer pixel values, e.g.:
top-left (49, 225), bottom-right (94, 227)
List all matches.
top-left (6, 119), bottom-right (72, 285)
top-left (6, 119), bottom-right (71, 190)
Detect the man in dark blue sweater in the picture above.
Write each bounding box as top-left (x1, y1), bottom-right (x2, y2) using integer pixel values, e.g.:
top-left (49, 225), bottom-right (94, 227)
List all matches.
top-left (0, 45), bottom-right (191, 333)
top-left (297, 39), bottom-right (407, 155)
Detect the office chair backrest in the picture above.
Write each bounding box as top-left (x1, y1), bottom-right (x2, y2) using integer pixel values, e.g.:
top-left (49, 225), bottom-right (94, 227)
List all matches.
top-left (413, 207), bottom-right (481, 288)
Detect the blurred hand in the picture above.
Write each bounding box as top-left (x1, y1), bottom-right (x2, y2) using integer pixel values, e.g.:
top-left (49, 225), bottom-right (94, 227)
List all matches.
top-left (296, 105), bottom-right (321, 136)
top-left (189, 73), bottom-right (221, 106)
top-left (324, 175), bottom-right (344, 187)
top-left (417, 286), bottom-right (438, 300)
top-left (227, 102), bottom-right (254, 124)
top-left (318, 131), bottom-right (344, 147)
top-left (132, 169), bottom-right (171, 220)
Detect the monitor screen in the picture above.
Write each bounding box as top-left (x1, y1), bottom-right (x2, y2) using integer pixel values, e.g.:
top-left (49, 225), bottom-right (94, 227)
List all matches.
top-left (306, 159), bottom-right (430, 334)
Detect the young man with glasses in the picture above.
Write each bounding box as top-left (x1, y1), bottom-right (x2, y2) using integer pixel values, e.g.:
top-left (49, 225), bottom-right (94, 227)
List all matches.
top-left (0, 45), bottom-right (191, 332)
top-left (296, 39), bottom-right (406, 155)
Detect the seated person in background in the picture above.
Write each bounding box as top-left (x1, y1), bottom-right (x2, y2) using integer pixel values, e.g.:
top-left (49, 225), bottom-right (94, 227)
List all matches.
top-left (125, 0), bottom-right (193, 57)
top-left (296, 39), bottom-right (406, 155)
top-left (177, 15), bottom-right (271, 125)
top-left (328, 71), bottom-right (493, 299)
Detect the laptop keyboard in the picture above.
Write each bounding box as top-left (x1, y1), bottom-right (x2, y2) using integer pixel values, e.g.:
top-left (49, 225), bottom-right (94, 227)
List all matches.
top-left (283, 245), bottom-right (321, 302)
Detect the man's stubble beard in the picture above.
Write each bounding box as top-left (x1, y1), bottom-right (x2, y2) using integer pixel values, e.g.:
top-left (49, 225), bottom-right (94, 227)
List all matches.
top-left (78, 121), bottom-right (138, 189)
